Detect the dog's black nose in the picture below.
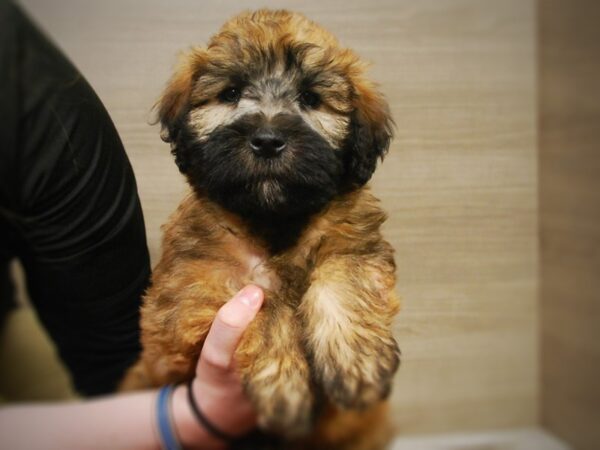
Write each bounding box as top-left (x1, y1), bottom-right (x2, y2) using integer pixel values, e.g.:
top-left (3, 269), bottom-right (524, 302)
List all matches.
top-left (249, 130), bottom-right (287, 157)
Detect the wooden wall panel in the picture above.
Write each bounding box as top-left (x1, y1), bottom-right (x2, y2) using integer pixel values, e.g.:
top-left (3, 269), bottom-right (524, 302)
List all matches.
top-left (539, 1), bottom-right (600, 449)
top-left (18, 0), bottom-right (538, 435)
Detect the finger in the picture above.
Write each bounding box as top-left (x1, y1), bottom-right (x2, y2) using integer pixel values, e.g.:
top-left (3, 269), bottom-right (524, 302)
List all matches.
top-left (197, 285), bottom-right (263, 380)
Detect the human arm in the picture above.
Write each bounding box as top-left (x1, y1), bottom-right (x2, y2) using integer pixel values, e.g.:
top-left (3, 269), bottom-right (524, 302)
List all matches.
top-left (0, 0), bottom-right (150, 395)
top-left (0, 285), bottom-right (263, 450)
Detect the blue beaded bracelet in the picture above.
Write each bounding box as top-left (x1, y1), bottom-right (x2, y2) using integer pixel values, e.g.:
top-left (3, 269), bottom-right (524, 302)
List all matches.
top-left (156, 384), bottom-right (182, 450)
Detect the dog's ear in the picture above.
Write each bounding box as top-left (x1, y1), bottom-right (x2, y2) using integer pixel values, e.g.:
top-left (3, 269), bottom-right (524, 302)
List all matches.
top-left (156, 48), bottom-right (207, 144)
top-left (343, 81), bottom-right (394, 188)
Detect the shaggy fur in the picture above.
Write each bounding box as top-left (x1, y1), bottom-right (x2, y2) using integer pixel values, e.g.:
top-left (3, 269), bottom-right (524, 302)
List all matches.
top-left (121, 9), bottom-right (401, 450)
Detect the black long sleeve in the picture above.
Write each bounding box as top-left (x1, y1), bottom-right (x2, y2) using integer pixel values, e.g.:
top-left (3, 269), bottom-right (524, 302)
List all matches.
top-left (0, 0), bottom-right (150, 396)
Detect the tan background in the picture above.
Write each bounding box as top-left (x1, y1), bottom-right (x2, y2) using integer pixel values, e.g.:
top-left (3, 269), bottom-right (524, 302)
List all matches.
top-left (539, 1), bottom-right (600, 449)
top-left (6, 0), bottom-right (540, 439)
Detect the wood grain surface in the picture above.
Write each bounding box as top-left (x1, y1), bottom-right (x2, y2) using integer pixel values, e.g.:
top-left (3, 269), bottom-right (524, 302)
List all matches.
top-left (16, 0), bottom-right (538, 435)
top-left (539, 1), bottom-right (600, 449)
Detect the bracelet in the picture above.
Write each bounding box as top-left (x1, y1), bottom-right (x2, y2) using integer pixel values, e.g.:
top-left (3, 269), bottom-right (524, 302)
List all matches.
top-left (186, 379), bottom-right (236, 443)
top-left (156, 384), bottom-right (182, 450)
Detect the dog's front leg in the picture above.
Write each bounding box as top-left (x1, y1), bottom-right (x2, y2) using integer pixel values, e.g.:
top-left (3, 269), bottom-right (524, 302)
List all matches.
top-left (300, 256), bottom-right (401, 410)
top-left (234, 298), bottom-right (315, 438)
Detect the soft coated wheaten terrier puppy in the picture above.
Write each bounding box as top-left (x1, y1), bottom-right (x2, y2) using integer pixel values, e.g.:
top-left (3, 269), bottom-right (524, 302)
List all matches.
top-left (122, 9), bottom-right (401, 450)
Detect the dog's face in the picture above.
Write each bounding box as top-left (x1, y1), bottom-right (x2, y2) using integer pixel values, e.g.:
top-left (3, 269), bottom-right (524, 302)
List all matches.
top-left (158, 10), bottom-right (393, 219)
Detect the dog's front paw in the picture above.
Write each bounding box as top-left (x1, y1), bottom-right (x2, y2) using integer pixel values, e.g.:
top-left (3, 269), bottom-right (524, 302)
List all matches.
top-left (318, 334), bottom-right (400, 409)
top-left (244, 357), bottom-right (314, 437)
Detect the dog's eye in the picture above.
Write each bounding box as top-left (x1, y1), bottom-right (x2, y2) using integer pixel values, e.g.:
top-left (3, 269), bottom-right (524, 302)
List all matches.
top-left (218, 87), bottom-right (242, 104)
top-left (299, 91), bottom-right (321, 109)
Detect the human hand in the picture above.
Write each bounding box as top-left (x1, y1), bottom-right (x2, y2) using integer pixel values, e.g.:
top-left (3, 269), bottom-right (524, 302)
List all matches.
top-left (172, 285), bottom-right (264, 449)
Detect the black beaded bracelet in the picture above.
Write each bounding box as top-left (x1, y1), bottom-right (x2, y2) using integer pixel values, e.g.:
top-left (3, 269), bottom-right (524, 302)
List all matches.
top-left (186, 379), bottom-right (237, 443)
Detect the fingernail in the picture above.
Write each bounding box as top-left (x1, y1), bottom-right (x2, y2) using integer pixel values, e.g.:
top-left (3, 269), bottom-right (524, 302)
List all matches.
top-left (238, 285), bottom-right (263, 309)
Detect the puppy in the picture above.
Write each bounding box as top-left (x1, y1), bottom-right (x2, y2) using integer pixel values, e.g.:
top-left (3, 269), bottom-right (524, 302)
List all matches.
top-left (123, 9), bottom-right (400, 450)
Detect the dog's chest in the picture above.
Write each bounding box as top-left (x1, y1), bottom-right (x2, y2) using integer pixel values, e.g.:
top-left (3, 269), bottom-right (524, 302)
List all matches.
top-left (225, 233), bottom-right (281, 291)
top-left (245, 253), bottom-right (278, 290)
top-left (221, 227), bottom-right (316, 295)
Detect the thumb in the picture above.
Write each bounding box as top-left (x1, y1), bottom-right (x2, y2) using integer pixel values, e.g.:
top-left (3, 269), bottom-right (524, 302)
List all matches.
top-left (197, 285), bottom-right (263, 380)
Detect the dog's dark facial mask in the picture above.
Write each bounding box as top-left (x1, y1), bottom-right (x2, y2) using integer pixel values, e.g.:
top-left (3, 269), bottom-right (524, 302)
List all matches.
top-left (166, 44), bottom-right (354, 221)
top-left (158, 12), bottom-right (393, 228)
top-left (175, 111), bottom-right (344, 219)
